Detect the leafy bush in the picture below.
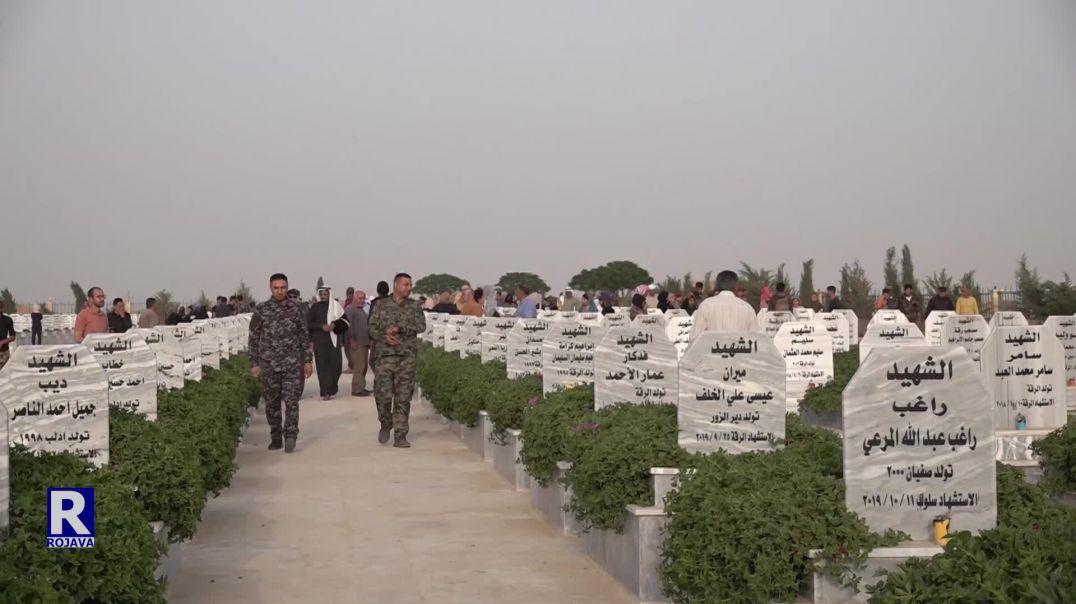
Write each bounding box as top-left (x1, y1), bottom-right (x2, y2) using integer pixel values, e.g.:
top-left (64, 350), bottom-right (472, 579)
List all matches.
top-left (519, 385), bottom-right (594, 487)
top-left (0, 449), bottom-right (166, 604)
top-left (784, 412), bottom-right (843, 478)
top-left (485, 374), bottom-right (542, 443)
top-left (869, 465), bottom-right (1076, 602)
top-left (110, 410), bottom-right (206, 542)
top-left (416, 345), bottom-right (508, 426)
top-left (800, 347), bottom-right (859, 415)
top-left (564, 403), bottom-right (695, 532)
top-left (1030, 418), bottom-right (1076, 495)
top-left (660, 447), bottom-right (904, 604)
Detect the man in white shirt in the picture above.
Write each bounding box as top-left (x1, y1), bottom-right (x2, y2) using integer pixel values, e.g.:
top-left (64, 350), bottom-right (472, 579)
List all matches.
top-left (688, 270), bottom-right (759, 342)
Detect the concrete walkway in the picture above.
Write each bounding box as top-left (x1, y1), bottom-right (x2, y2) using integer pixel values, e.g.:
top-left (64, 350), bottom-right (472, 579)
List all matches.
top-left (168, 373), bottom-right (635, 604)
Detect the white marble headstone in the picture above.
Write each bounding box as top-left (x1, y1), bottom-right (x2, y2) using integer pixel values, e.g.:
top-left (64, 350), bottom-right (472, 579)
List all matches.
top-left (538, 310), bottom-right (560, 322)
top-left (773, 323), bottom-right (835, 400)
top-left (860, 323), bottom-right (928, 363)
top-left (480, 318), bottom-right (517, 364)
top-left (810, 313), bottom-right (850, 354)
top-left (444, 317), bottom-right (466, 353)
top-left (605, 313), bottom-right (629, 328)
top-left (541, 321), bottom-right (607, 394)
top-left (594, 324), bottom-right (678, 409)
top-left (793, 307), bottom-right (815, 322)
top-left (843, 346), bottom-right (996, 540)
top-left (157, 326), bottom-right (202, 382)
top-left (941, 315), bottom-right (990, 364)
top-left (989, 311), bottom-right (1028, 328)
top-left (0, 345), bottom-right (109, 465)
top-left (980, 327), bottom-right (1066, 431)
top-left (132, 328), bottom-right (184, 390)
top-left (664, 309), bottom-right (689, 318)
top-left (1042, 316), bottom-right (1076, 388)
top-left (678, 333), bottom-right (786, 454)
top-left (459, 316), bottom-right (486, 358)
top-left (924, 311), bottom-right (956, 346)
top-left (189, 321), bottom-right (221, 370)
top-left (833, 309), bottom-right (860, 346)
top-left (758, 310), bottom-right (795, 338)
top-left (82, 333), bottom-right (158, 420)
top-left (868, 310), bottom-right (909, 328)
top-left (665, 316), bottom-right (694, 360)
top-left (495, 307), bottom-right (517, 318)
top-left (507, 320), bottom-right (549, 379)
top-left (633, 313), bottom-right (668, 329)
top-left (577, 312), bottom-right (608, 328)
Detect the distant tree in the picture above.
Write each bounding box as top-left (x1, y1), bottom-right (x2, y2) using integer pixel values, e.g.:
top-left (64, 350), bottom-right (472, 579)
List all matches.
top-left (496, 272), bottom-right (549, 295)
top-left (900, 244), bottom-right (918, 294)
top-left (568, 261), bottom-right (651, 298)
top-left (774, 263), bottom-right (789, 289)
top-left (37, 301), bottom-right (54, 315)
top-left (883, 246), bottom-right (900, 294)
top-left (702, 271), bottom-right (713, 296)
top-left (737, 263), bottom-right (776, 311)
top-left (840, 260), bottom-right (874, 317)
top-left (923, 269), bottom-right (954, 294)
top-left (197, 291), bottom-right (211, 309)
top-left (233, 281), bottom-right (255, 305)
top-left (657, 275), bottom-right (682, 294)
top-left (413, 273), bottom-right (469, 295)
top-left (799, 259), bottom-right (815, 303)
top-left (154, 289), bottom-right (175, 317)
top-left (0, 289), bottom-right (14, 313)
top-left (70, 281), bottom-right (86, 309)
top-left (1015, 255), bottom-right (1076, 320)
top-left (681, 273), bottom-right (694, 293)
top-left (958, 270), bottom-right (982, 302)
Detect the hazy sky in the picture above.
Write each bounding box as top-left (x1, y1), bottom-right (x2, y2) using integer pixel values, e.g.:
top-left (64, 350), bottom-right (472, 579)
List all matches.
top-left (2, 1), bottom-right (1074, 304)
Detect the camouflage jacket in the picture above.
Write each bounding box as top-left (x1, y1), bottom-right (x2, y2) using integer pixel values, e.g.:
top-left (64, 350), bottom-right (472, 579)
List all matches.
top-left (369, 295), bottom-right (426, 357)
top-left (249, 297), bottom-right (313, 372)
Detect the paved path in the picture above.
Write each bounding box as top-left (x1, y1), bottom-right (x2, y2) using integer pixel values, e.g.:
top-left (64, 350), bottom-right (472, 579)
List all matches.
top-left (168, 372), bottom-right (635, 604)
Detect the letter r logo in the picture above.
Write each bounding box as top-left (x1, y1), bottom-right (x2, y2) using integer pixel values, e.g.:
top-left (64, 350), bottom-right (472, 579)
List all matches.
top-left (47, 488), bottom-right (95, 537)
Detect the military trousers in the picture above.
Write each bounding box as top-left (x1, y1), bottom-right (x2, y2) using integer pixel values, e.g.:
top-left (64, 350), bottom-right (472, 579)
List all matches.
top-left (262, 367), bottom-right (304, 439)
top-left (373, 353), bottom-right (417, 436)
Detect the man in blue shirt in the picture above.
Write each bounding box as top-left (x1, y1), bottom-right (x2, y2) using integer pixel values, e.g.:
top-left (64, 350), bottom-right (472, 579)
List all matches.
top-left (514, 285), bottom-right (538, 318)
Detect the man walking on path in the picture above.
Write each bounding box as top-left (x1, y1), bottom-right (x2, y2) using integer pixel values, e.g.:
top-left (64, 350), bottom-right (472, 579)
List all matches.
top-left (249, 273), bottom-right (313, 453)
top-left (345, 289), bottom-right (371, 396)
top-left (369, 273), bottom-right (426, 448)
top-left (308, 287), bottom-right (348, 400)
top-left (341, 286), bottom-right (356, 373)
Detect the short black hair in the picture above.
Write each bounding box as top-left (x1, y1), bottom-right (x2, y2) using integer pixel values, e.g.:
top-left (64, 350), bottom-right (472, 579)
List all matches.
top-left (694, 281), bottom-right (704, 289)
top-left (882, 287), bottom-right (891, 294)
top-left (517, 284), bottom-right (531, 296)
top-left (632, 293), bottom-right (646, 307)
top-left (715, 270), bottom-right (738, 293)
top-left (827, 285), bottom-right (837, 294)
top-left (287, 288), bottom-right (300, 297)
top-left (112, 297), bottom-right (124, 306)
top-left (775, 282), bottom-right (786, 293)
top-left (393, 273), bottom-right (411, 283)
top-left (270, 273), bottom-right (288, 284)
top-left (937, 285), bottom-right (948, 292)
top-left (146, 298), bottom-right (156, 308)
top-left (217, 296), bottom-right (227, 303)
top-left (88, 286), bottom-right (103, 297)
top-left (903, 283), bottom-right (914, 290)
top-left (377, 280), bottom-right (390, 295)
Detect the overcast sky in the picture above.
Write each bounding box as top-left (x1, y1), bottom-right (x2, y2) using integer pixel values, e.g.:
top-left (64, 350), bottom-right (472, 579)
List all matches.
top-left (2, 1), bottom-right (1074, 304)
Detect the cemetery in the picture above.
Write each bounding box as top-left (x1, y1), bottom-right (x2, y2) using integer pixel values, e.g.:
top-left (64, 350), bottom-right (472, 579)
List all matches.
top-left (415, 306), bottom-right (1076, 603)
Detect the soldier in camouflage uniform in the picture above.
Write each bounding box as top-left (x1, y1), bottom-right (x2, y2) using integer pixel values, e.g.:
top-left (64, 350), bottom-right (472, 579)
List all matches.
top-left (369, 272), bottom-right (426, 448)
top-left (249, 273), bottom-right (313, 453)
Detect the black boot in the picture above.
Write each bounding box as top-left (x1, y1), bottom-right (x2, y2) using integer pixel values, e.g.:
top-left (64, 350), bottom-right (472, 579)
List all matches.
top-left (268, 437), bottom-right (283, 451)
top-left (378, 424), bottom-right (391, 444)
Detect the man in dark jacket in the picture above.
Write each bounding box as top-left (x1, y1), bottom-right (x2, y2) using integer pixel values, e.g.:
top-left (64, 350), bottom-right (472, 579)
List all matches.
top-left (923, 286), bottom-right (956, 323)
top-left (768, 282), bottom-right (792, 312)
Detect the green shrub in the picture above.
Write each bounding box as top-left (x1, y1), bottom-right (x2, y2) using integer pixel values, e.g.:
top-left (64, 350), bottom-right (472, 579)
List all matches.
top-left (519, 385), bottom-right (594, 487)
top-left (660, 448), bottom-right (903, 604)
top-left (564, 403), bottom-right (695, 532)
top-left (485, 374), bottom-right (542, 443)
top-left (110, 409), bottom-right (206, 542)
top-left (784, 412), bottom-right (843, 478)
top-left (0, 449), bottom-right (166, 604)
top-left (800, 347), bottom-right (859, 415)
top-left (1030, 418), bottom-right (1076, 495)
top-left (868, 465), bottom-right (1076, 603)
top-left (416, 344), bottom-right (509, 426)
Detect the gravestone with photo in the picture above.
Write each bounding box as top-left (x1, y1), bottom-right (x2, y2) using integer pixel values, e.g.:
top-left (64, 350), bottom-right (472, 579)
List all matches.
top-left (843, 346), bottom-right (996, 540)
top-left (594, 323), bottom-right (678, 409)
top-left (677, 333), bottom-right (786, 454)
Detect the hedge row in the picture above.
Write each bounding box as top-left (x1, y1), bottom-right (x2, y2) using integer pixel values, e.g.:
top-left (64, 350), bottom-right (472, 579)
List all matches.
top-left (0, 355), bottom-right (260, 603)
top-left (417, 344), bottom-right (1076, 603)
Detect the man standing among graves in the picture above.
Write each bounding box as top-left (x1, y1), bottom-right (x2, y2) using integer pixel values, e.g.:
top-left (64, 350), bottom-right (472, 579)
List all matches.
top-left (75, 287), bottom-right (108, 343)
top-left (308, 286), bottom-right (348, 400)
top-left (369, 273), bottom-right (426, 448)
top-left (107, 298), bottom-right (133, 333)
top-left (898, 284), bottom-right (922, 324)
top-left (955, 286), bottom-right (979, 315)
top-left (138, 297), bottom-right (161, 328)
top-left (249, 273), bottom-right (313, 453)
top-left (0, 307), bottom-right (16, 369)
top-left (689, 270), bottom-right (759, 342)
top-left (212, 296), bottom-right (232, 317)
top-left (767, 282), bottom-right (792, 311)
top-left (345, 290), bottom-right (371, 396)
top-left (458, 286), bottom-right (484, 316)
top-left (514, 285), bottom-right (538, 318)
top-left (923, 285), bottom-right (956, 323)
top-left (824, 286), bottom-right (844, 311)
